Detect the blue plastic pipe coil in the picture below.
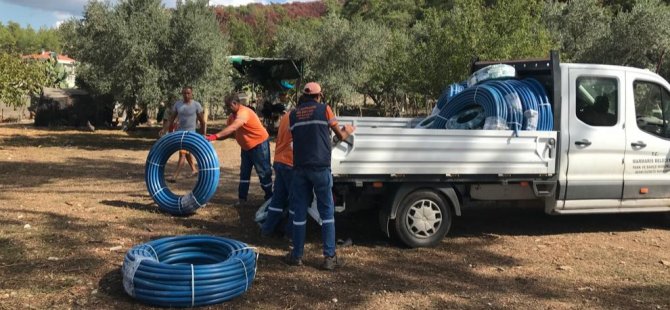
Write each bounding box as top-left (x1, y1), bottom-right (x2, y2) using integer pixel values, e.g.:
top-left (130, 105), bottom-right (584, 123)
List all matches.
top-left (434, 82), bottom-right (467, 113)
top-left (122, 235), bottom-right (257, 307)
top-left (145, 131), bottom-right (220, 215)
top-left (429, 78), bottom-right (553, 132)
top-left (430, 83), bottom-right (511, 131)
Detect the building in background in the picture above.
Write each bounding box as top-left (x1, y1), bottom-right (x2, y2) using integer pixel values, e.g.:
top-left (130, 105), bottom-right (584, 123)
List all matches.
top-left (22, 50), bottom-right (77, 88)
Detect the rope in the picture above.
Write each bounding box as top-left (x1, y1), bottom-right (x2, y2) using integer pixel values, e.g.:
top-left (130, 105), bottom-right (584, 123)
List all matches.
top-left (145, 131), bottom-right (220, 215)
top-left (121, 235), bottom-right (257, 308)
top-left (234, 258), bottom-right (249, 292)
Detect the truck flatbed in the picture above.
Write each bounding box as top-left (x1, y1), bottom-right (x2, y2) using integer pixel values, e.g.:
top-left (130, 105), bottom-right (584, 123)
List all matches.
top-left (333, 117), bottom-right (557, 177)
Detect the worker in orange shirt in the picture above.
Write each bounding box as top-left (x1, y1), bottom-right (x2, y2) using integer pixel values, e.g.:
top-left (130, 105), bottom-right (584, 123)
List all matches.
top-left (207, 93), bottom-right (273, 204)
top-left (260, 110), bottom-right (294, 237)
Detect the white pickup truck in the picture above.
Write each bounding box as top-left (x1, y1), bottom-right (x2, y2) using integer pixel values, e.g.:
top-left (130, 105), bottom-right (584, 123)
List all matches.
top-left (332, 51), bottom-right (670, 247)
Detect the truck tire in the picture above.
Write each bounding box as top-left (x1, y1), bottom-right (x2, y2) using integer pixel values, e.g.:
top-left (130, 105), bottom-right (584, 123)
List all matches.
top-left (394, 189), bottom-right (452, 248)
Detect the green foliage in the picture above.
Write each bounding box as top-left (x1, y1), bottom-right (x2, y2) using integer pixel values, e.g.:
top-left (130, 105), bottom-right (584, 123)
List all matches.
top-left (603, 0), bottom-right (670, 12)
top-left (216, 2), bottom-right (326, 57)
top-left (56, 19), bottom-right (78, 56)
top-left (409, 0), bottom-right (552, 97)
top-left (358, 29), bottom-right (413, 107)
top-left (274, 15), bottom-right (389, 107)
top-left (0, 22), bottom-right (62, 54)
top-left (73, 0), bottom-right (169, 115)
top-left (61, 0), bottom-right (232, 120)
top-left (341, 0), bottom-right (423, 28)
top-left (165, 0), bottom-right (232, 108)
top-left (272, 0), bottom-right (551, 113)
top-left (543, 0), bottom-right (611, 62)
top-left (590, 0), bottom-right (670, 69)
top-left (0, 53), bottom-right (48, 108)
top-left (226, 17), bottom-right (259, 55)
top-left (6, 0), bottom-right (668, 116)
top-left (0, 25), bottom-right (17, 52)
top-left (43, 57), bottom-right (69, 89)
top-left (545, 0), bottom-right (670, 82)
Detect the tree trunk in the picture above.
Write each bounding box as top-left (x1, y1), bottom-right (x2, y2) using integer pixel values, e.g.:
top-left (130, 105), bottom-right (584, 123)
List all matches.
top-left (657, 49), bottom-right (666, 74)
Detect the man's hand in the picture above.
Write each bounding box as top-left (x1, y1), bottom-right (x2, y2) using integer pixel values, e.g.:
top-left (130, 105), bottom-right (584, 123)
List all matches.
top-left (206, 134), bottom-right (218, 142)
top-left (342, 124), bottom-right (355, 134)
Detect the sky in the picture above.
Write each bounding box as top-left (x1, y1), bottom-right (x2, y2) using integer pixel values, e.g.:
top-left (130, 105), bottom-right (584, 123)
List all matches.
top-left (0, 0), bottom-right (314, 29)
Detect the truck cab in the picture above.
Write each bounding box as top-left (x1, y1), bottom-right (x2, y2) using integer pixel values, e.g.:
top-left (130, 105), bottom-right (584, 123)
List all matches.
top-left (557, 63), bottom-right (670, 213)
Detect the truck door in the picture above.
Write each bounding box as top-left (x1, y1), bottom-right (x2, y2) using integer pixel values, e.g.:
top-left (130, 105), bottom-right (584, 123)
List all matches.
top-left (622, 71), bottom-right (670, 206)
top-left (565, 69), bottom-right (625, 207)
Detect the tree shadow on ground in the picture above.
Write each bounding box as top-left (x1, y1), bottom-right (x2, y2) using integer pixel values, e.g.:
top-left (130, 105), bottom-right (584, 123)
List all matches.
top-left (250, 234), bottom-right (670, 309)
top-left (283, 202), bottom-right (668, 250)
top-left (451, 201), bottom-right (668, 237)
top-left (0, 208), bottom-right (109, 296)
top-left (0, 157), bottom-right (147, 196)
top-left (100, 200), bottom-right (160, 214)
top-left (92, 233), bottom-right (670, 309)
top-left (0, 132), bottom-right (155, 151)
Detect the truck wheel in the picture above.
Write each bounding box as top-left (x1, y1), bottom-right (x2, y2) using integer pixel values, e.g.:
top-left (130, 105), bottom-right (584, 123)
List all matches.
top-left (394, 189), bottom-right (452, 248)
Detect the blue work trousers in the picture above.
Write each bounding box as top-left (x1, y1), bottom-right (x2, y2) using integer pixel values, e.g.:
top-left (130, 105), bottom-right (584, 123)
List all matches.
top-left (239, 139), bottom-right (273, 201)
top-left (261, 162), bottom-right (294, 235)
top-left (290, 167), bottom-right (336, 258)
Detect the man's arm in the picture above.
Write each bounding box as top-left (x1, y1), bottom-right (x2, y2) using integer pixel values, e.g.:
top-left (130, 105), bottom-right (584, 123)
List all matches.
top-left (197, 112), bottom-right (206, 135)
top-left (331, 123), bottom-right (355, 142)
top-left (210, 118), bottom-right (245, 140)
top-left (325, 105), bottom-right (354, 142)
top-left (159, 112), bottom-right (177, 136)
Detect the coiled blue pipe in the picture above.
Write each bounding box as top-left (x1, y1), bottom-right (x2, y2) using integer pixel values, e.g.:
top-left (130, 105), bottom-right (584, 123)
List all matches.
top-left (430, 83), bottom-right (510, 130)
top-left (122, 235), bottom-right (257, 307)
top-left (145, 131), bottom-right (220, 215)
top-left (434, 82), bottom-right (467, 112)
top-left (524, 78), bottom-right (553, 131)
top-left (429, 78), bottom-right (553, 132)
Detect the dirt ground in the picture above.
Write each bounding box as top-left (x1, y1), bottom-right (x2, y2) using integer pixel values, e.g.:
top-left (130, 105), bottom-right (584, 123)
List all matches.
top-left (0, 121), bottom-right (669, 310)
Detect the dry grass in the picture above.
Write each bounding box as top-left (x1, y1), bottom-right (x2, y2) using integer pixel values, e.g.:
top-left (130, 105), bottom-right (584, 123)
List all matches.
top-left (0, 121), bottom-right (668, 310)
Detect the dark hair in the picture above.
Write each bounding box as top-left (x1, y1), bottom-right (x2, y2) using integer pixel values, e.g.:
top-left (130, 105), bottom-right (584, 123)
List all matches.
top-left (298, 93), bottom-right (319, 104)
top-left (182, 86), bottom-right (193, 91)
top-left (225, 93), bottom-right (241, 105)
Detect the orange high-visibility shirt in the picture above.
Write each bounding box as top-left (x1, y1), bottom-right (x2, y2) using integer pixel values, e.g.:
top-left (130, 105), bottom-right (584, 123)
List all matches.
top-left (227, 105), bottom-right (269, 151)
top-left (273, 113), bottom-right (293, 167)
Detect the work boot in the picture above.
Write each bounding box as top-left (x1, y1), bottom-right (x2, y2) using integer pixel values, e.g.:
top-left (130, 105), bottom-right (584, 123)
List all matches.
top-left (284, 253), bottom-right (302, 266)
top-left (232, 199), bottom-right (246, 207)
top-left (322, 255), bottom-right (345, 271)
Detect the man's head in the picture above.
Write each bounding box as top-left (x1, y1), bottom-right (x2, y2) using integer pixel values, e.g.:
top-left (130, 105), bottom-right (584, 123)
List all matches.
top-left (301, 82), bottom-right (322, 103)
top-left (594, 95), bottom-right (610, 113)
top-left (225, 93), bottom-right (242, 113)
top-left (278, 92), bottom-right (289, 103)
top-left (182, 86), bottom-right (193, 102)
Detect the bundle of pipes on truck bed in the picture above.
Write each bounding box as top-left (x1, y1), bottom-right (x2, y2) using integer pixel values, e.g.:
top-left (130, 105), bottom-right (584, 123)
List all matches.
top-left (331, 51), bottom-right (670, 248)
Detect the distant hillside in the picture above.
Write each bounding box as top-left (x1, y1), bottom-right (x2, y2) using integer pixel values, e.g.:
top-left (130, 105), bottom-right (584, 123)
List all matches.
top-left (214, 2), bottom-right (327, 55)
top-left (214, 1), bottom-right (327, 24)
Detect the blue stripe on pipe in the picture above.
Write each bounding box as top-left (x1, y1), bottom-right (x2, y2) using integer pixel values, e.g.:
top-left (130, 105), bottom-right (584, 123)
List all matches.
top-left (145, 131), bottom-right (220, 215)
